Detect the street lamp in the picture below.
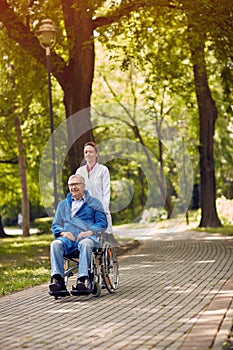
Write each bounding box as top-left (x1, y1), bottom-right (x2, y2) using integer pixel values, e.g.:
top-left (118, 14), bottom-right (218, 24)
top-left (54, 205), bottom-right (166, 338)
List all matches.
top-left (36, 19), bottom-right (58, 209)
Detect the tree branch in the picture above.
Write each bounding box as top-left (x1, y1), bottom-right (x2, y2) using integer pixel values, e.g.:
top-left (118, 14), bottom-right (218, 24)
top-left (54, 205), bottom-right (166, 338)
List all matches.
top-left (0, 158), bottom-right (18, 164)
top-left (0, 0), bottom-right (66, 86)
top-left (92, 0), bottom-right (177, 30)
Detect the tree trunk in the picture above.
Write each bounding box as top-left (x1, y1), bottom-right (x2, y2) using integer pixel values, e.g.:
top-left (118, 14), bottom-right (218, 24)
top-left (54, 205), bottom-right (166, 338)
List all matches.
top-left (0, 215), bottom-right (8, 238)
top-left (190, 36), bottom-right (221, 227)
top-left (14, 116), bottom-right (30, 237)
top-left (59, 2), bottom-right (95, 172)
top-left (138, 167), bottom-right (146, 207)
top-left (157, 132), bottom-right (173, 219)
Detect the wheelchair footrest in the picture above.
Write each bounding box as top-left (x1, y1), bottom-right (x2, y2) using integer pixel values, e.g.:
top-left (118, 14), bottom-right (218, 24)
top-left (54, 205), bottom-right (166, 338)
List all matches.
top-left (70, 285), bottom-right (91, 296)
top-left (49, 290), bottom-right (70, 298)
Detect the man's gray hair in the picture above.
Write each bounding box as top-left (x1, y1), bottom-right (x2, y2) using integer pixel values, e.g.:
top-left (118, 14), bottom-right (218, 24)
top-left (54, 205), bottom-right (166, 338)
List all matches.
top-left (68, 174), bottom-right (85, 184)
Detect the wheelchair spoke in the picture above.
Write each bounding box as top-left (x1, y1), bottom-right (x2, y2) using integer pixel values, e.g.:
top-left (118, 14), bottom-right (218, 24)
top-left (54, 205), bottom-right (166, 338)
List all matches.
top-left (102, 242), bottom-right (119, 293)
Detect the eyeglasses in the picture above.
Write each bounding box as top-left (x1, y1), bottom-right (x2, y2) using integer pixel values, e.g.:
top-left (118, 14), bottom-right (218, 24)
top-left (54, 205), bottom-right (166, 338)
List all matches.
top-left (68, 182), bottom-right (84, 188)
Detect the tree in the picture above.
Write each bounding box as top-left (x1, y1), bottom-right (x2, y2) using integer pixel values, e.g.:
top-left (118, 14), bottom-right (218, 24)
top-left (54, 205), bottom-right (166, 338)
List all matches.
top-left (14, 115), bottom-right (30, 236)
top-left (0, 56), bottom-right (30, 235)
top-left (99, 1), bottom-right (230, 227)
top-left (101, 71), bottom-right (174, 218)
top-left (0, 29), bottom-right (65, 229)
top-left (0, 215), bottom-right (8, 238)
top-left (0, 0), bottom-right (232, 227)
top-left (183, 0), bottom-right (231, 227)
top-left (0, 0), bottom-right (140, 171)
top-left (188, 31), bottom-right (221, 227)
top-left (7, 59), bottom-right (31, 236)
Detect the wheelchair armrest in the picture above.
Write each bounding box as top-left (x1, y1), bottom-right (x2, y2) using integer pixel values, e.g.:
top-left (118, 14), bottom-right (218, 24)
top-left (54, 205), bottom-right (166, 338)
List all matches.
top-left (98, 231), bottom-right (108, 239)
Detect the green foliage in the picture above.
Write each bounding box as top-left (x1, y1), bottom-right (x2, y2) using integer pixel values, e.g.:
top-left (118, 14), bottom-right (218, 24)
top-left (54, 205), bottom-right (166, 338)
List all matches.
top-left (139, 207), bottom-right (167, 224)
top-left (33, 217), bottom-right (53, 235)
top-left (93, 0), bottom-right (233, 225)
top-left (0, 29), bottom-right (65, 222)
top-left (0, 0), bottom-right (232, 227)
top-left (216, 197), bottom-right (233, 226)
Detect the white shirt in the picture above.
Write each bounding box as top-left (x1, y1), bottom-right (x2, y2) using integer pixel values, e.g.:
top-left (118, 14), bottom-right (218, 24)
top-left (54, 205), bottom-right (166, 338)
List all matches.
top-left (76, 163), bottom-right (110, 212)
top-left (76, 163), bottom-right (112, 233)
top-left (71, 197), bottom-right (84, 217)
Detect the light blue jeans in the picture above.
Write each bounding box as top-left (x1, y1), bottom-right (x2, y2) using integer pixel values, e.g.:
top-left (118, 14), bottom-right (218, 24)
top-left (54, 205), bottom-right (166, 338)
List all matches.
top-left (50, 237), bottom-right (97, 279)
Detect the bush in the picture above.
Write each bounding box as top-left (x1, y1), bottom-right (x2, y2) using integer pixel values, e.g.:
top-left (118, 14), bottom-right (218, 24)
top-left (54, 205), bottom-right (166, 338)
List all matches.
top-left (34, 217), bottom-right (53, 234)
top-left (216, 197), bottom-right (233, 225)
top-left (140, 207), bottom-right (167, 224)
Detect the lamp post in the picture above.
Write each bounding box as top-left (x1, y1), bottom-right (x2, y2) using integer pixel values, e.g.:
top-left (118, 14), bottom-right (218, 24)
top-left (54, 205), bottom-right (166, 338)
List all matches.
top-left (36, 19), bottom-right (58, 209)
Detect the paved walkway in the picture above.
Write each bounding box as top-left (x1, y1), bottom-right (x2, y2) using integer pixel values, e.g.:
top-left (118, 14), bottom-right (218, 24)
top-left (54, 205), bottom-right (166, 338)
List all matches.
top-left (0, 226), bottom-right (232, 350)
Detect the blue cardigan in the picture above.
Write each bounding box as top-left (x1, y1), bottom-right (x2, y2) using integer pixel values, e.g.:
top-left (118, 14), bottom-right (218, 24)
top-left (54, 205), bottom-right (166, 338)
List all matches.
top-left (52, 190), bottom-right (108, 245)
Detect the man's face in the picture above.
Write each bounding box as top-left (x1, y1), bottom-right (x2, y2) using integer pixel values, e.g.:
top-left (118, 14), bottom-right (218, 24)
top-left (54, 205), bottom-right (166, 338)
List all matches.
top-left (68, 177), bottom-right (85, 199)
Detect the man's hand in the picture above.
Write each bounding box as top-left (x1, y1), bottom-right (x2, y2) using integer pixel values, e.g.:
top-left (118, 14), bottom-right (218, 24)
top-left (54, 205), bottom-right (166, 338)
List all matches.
top-left (61, 231), bottom-right (75, 241)
top-left (77, 230), bottom-right (93, 241)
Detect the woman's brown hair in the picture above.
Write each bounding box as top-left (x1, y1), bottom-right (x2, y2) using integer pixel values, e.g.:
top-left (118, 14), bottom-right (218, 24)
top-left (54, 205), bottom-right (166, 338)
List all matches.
top-left (84, 141), bottom-right (98, 153)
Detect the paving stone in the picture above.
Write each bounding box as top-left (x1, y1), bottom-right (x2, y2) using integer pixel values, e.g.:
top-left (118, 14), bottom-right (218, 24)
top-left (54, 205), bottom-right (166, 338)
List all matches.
top-left (0, 235), bottom-right (232, 350)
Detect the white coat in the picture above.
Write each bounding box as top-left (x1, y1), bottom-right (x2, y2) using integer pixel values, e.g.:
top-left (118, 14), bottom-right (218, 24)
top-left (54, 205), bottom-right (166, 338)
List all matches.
top-left (76, 163), bottom-right (112, 232)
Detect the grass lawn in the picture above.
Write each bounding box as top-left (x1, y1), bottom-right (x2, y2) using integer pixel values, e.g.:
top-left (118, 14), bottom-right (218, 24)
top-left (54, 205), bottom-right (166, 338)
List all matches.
top-left (195, 225), bottom-right (233, 236)
top-left (0, 234), bottom-right (53, 297)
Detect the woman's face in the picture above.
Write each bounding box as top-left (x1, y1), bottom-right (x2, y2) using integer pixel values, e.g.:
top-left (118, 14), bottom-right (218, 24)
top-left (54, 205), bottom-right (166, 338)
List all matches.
top-left (84, 145), bottom-right (98, 163)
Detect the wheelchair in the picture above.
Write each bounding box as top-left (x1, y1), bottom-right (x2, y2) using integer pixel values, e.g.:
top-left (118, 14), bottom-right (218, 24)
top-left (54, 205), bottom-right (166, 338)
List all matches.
top-left (50, 232), bottom-right (119, 300)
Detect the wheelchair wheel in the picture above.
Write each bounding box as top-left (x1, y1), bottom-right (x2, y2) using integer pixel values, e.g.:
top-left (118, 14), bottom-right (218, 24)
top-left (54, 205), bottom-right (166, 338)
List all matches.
top-left (89, 251), bottom-right (101, 297)
top-left (92, 281), bottom-right (101, 297)
top-left (102, 242), bottom-right (119, 293)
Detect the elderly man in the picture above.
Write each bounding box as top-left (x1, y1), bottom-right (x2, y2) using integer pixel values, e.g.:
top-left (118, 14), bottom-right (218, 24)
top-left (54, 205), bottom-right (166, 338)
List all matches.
top-left (49, 174), bottom-right (107, 295)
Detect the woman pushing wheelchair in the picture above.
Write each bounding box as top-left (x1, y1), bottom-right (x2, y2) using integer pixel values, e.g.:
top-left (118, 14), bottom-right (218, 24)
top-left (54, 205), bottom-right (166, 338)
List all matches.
top-left (49, 174), bottom-right (107, 296)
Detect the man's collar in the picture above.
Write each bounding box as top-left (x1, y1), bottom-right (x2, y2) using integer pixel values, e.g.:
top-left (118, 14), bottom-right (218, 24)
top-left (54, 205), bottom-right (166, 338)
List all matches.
top-left (72, 196), bottom-right (84, 202)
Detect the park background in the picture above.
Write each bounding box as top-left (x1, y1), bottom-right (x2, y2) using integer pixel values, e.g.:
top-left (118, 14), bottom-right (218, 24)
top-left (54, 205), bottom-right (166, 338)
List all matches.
top-left (0, 0), bottom-right (232, 237)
